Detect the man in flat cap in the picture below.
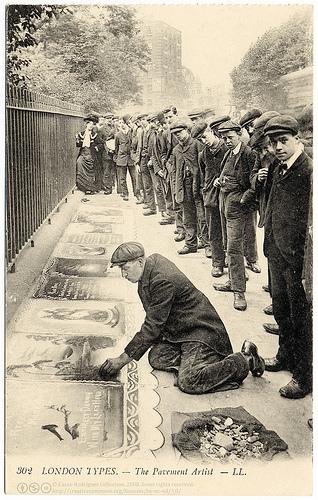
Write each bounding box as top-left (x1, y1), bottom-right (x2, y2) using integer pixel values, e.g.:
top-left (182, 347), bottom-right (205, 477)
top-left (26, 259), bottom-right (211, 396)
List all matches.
top-left (96, 112), bottom-right (117, 195)
top-left (170, 120), bottom-right (209, 254)
top-left (188, 108), bottom-right (204, 123)
top-left (114, 115), bottom-right (138, 201)
top-left (262, 114), bottom-right (312, 399)
top-left (194, 117), bottom-right (229, 276)
top-left (213, 120), bottom-right (258, 311)
top-left (99, 242), bottom-right (265, 393)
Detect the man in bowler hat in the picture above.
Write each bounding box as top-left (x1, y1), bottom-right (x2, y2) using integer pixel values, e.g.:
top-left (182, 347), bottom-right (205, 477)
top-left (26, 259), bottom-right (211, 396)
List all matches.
top-left (99, 242), bottom-right (265, 394)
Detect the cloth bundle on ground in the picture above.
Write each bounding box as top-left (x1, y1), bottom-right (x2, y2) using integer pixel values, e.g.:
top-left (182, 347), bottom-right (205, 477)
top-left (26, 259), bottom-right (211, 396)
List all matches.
top-left (172, 406), bottom-right (288, 463)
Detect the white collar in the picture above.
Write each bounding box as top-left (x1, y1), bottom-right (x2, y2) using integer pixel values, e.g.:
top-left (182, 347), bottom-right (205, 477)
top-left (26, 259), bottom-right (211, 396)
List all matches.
top-left (232, 141), bottom-right (242, 156)
top-left (284, 146), bottom-right (303, 169)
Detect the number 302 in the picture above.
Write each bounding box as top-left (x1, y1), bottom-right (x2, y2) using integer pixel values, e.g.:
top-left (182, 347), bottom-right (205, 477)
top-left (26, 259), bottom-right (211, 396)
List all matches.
top-left (16, 467), bottom-right (32, 475)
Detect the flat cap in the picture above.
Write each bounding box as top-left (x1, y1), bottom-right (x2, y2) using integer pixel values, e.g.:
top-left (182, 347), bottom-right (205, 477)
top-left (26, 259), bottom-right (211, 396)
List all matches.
top-left (84, 113), bottom-right (99, 124)
top-left (110, 242), bottom-right (145, 267)
top-left (122, 114), bottom-right (132, 124)
top-left (191, 120), bottom-right (207, 139)
top-left (147, 113), bottom-right (158, 122)
top-left (218, 120), bottom-right (241, 133)
top-left (103, 112), bottom-right (114, 119)
top-left (136, 112), bottom-right (148, 120)
top-left (239, 109), bottom-right (262, 127)
top-left (207, 114), bottom-right (231, 130)
top-left (170, 119), bottom-right (190, 134)
top-left (254, 111), bottom-right (280, 131)
top-left (249, 129), bottom-right (268, 148)
top-left (264, 115), bottom-right (299, 136)
top-left (188, 108), bottom-right (203, 119)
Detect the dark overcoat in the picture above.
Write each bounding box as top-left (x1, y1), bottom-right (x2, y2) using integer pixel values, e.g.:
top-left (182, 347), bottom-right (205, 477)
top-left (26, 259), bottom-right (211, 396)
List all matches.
top-left (171, 137), bottom-right (201, 204)
top-left (199, 141), bottom-right (228, 207)
top-left (264, 151), bottom-right (312, 269)
top-left (114, 130), bottom-right (134, 167)
top-left (124, 254), bottom-right (233, 361)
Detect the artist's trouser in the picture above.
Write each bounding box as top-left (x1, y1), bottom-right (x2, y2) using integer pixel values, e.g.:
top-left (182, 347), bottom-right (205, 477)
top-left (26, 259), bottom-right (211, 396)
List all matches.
top-left (117, 165), bottom-right (137, 197)
top-left (205, 206), bottom-right (225, 268)
top-left (181, 177), bottom-right (208, 250)
top-left (140, 158), bottom-right (156, 211)
top-left (148, 341), bottom-right (249, 394)
top-left (268, 235), bottom-right (312, 388)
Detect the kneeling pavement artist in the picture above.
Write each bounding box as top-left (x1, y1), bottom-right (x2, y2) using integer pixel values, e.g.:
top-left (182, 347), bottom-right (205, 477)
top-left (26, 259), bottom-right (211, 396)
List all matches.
top-left (99, 242), bottom-right (265, 394)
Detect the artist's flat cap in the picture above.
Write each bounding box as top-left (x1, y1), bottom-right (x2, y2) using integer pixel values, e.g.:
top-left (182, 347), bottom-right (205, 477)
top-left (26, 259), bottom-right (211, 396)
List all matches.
top-left (254, 111), bottom-right (280, 131)
top-left (110, 242), bottom-right (145, 267)
top-left (170, 120), bottom-right (190, 133)
top-left (239, 109), bottom-right (262, 127)
top-left (207, 115), bottom-right (231, 130)
top-left (191, 120), bottom-right (207, 139)
top-left (218, 120), bottom-right (241, 133)
top-left (264, 115), bottom-right (299, 136)
top-left (188, 108), bottom-right (203, 119)
top-left (103, 112), bottom-right (114, 119)
top-left (84, 113), bottom-right (99, 124)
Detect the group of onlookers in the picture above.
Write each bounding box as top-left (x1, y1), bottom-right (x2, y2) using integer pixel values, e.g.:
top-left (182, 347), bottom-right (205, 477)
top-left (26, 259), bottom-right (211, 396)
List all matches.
top-left (75, 103), bottom-right (312, 400)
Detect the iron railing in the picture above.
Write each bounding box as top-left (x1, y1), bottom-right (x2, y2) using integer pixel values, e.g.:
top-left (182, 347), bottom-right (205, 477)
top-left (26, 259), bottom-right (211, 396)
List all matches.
top-left (6, 85), bottom-right (84, 266)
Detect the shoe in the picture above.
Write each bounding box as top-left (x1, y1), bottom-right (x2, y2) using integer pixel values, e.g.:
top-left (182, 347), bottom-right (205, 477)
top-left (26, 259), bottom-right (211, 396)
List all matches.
top-left (123, 195), bottom-right (129, 201)
top-left (104, 190), bottom-right (112, 195)
top-left (84, 190), bottom-right (94, 195)
top-left (205, 247), bottom-right (212, 258)
top-left (264, 357), bottom-right (287, 372)
top-left (262, 285), bottom-right (270, 293)
top-left (241, 340), bottom-right (265, 377)
top-left (234, 292), bottom-right (247, 311)
top-left (279, 379), bottom-right (311, 399)
top-left (174, 233), bottom-right (185, 242)
top-left (159, 218), bottom-right (175, 225)
top-left (174, 229), bottom-right (179, 234)
top-left (246, 261), bottom-right (261, 273)
top-left (142, 204), bottom-right (149, 209)
top-left (263, 304), bottom-right (273, 315)
top-left (177, 246), bottom-right (197, 255)
top-left (161, 211), bottom-right (174, 220)
top-left (213, 280), bottom-right (232, 292)
top-left (263, 323), bottom-right (279, 335)
top-left (143, 208), bottom-right (156, 216)
top-left (135, 197), bottom-right (144, 205)
top-left (197, 240), bottom-right (207, 250)
top-left (211, 266), bottom-right (223, 278)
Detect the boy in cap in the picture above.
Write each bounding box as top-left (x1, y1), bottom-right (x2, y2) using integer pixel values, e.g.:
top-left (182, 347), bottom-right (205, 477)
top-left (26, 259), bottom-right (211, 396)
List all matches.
top-left (239, 108), bottom-right (262, 138)
top-left (213, 120), bottom-right (257, 311)
top-left (195, 116), bottom-right (229, 276)
top-left (99, 242), bottom-right (265, 394)
top-left (263, 114), bottom-right (312, 399)
top-left (170, 120), bottom-right (209, 254)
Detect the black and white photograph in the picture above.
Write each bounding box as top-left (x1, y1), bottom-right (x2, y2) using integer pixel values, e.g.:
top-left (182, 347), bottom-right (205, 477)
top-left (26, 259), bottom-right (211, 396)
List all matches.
top-left (4, 1), bottom-right (314, 496)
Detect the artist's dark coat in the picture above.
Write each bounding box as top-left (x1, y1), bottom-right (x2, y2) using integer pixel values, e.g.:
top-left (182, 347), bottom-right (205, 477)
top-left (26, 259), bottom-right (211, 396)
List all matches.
top-left (264, 151), bottom-right (312, 269)
top-left (124, 254), bottom-right (233, 361)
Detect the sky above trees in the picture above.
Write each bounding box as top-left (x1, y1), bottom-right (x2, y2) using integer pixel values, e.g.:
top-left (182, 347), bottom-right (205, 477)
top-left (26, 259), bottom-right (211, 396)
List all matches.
top-left (137, 4), bottom-right (312, 88)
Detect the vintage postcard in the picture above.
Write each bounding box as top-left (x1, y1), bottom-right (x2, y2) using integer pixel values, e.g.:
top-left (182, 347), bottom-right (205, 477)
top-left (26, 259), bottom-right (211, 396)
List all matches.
top-left (5, 1), bottom-right (313, 496)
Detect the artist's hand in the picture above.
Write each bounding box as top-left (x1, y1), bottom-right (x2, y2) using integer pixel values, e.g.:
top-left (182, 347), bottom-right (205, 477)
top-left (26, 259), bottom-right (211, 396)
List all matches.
top-left (99, 352), bottom-right (132, 377)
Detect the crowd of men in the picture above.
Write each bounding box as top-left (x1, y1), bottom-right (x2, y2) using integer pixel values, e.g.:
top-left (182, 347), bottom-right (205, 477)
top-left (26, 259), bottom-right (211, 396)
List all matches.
top-left (80, 104), bottom-right (312, 400)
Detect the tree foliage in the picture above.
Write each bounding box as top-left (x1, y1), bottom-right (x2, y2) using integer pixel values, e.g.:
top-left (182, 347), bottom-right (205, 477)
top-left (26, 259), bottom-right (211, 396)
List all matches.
top-left (10, 5), bottom-right (150, 112)
top-left (6, 4), bottom-right (70, 85)
top-left (230, 10), bottom-right (313, 110)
